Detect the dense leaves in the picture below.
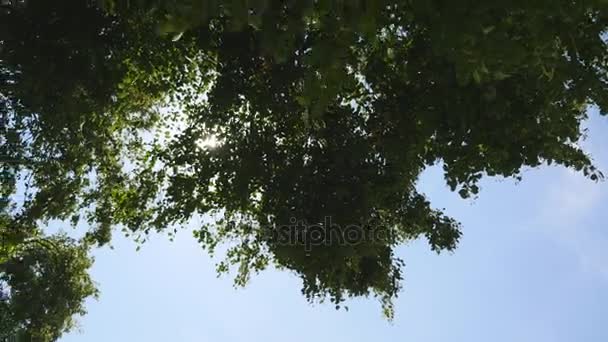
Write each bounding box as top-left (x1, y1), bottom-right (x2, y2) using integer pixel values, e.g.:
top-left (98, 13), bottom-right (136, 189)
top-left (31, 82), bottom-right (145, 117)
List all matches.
top-left (0, 218), bottom-right (97, 340)
top-left (2, 0), bottom-right (608, 337)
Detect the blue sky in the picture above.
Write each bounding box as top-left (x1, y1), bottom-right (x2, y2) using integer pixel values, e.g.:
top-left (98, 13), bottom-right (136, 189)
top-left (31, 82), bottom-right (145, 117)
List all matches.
top-left (58, 109), bottom-right (608, 342)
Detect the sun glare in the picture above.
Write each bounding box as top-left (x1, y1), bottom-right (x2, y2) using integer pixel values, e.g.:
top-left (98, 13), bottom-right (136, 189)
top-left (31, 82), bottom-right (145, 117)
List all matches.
top-left (196, 135), bottom-right (221, 150)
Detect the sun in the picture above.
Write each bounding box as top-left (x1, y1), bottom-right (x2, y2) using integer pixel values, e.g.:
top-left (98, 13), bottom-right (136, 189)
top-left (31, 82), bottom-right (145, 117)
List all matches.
top-left (196, 135), bottom-right (221, 150)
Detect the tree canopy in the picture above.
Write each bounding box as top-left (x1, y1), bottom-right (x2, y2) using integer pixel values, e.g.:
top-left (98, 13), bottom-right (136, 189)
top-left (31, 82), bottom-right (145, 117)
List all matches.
top-left (2, 0), bottom-right (608, 338)
top-left (0, 220), bottom-right (97, 341)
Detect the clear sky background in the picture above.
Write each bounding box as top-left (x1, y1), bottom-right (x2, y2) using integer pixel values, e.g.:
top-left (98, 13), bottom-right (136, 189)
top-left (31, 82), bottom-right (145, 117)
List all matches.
top-left (58, 109), bottom-right (608, 342)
